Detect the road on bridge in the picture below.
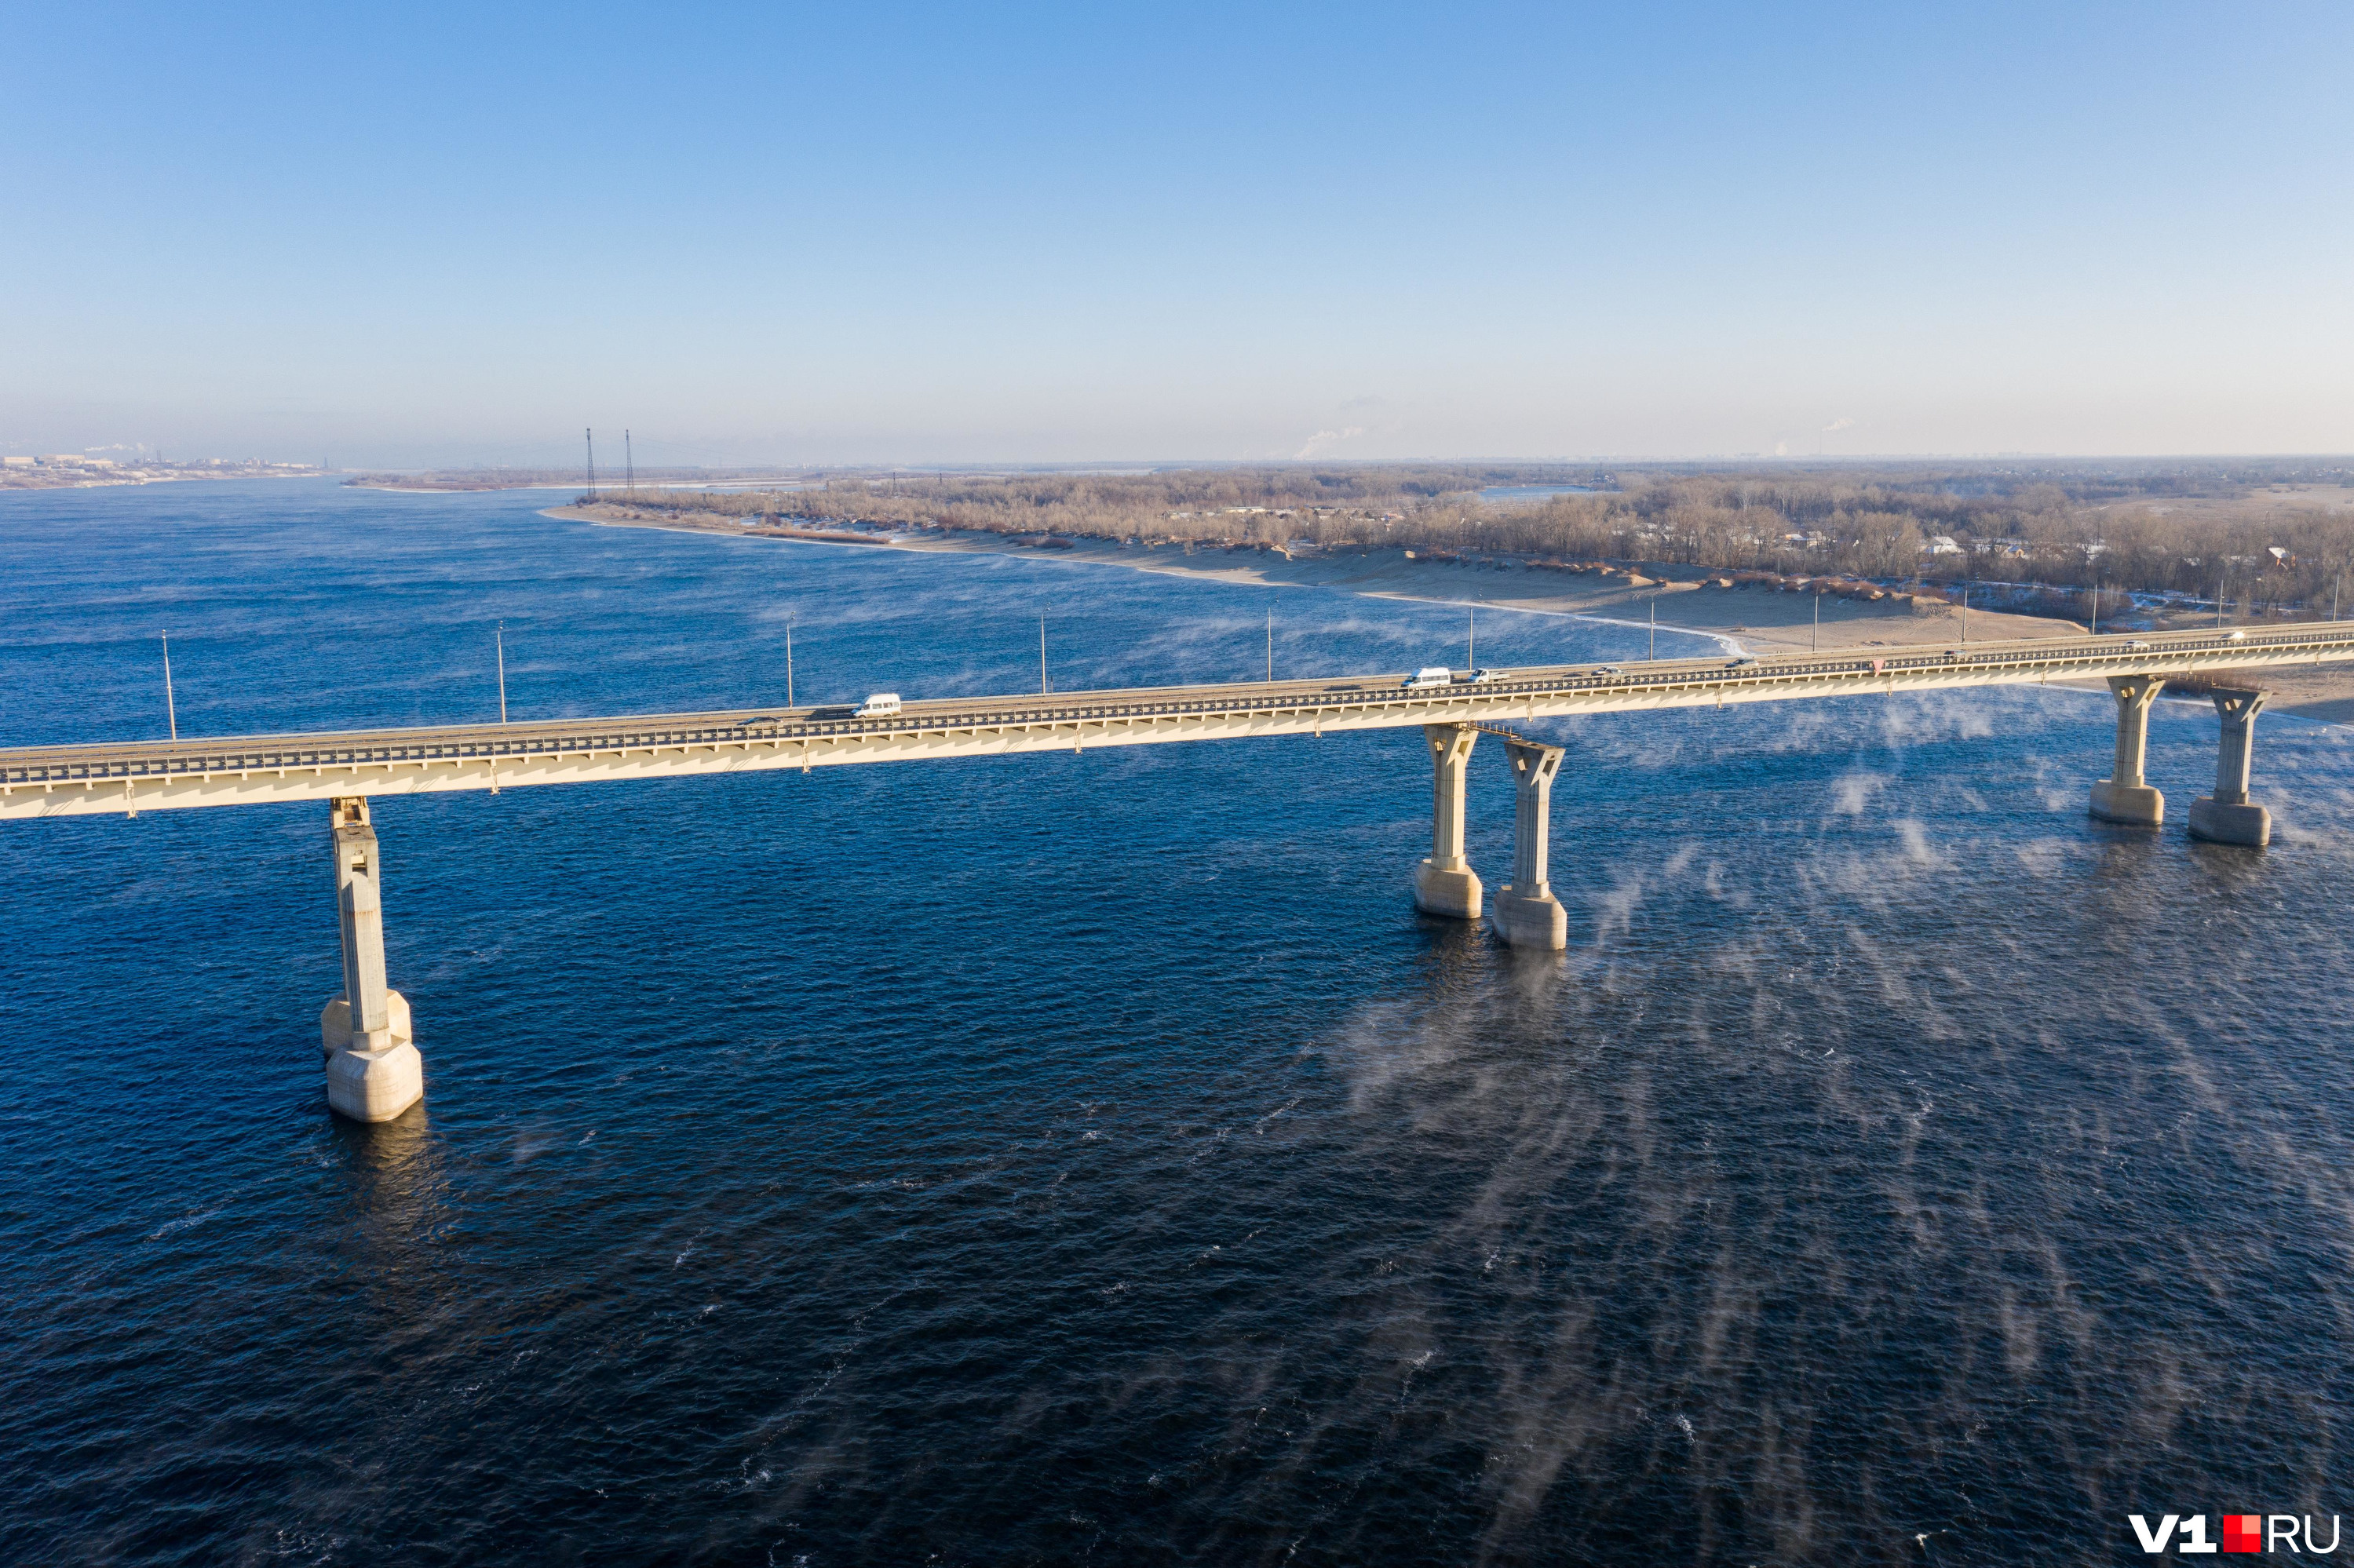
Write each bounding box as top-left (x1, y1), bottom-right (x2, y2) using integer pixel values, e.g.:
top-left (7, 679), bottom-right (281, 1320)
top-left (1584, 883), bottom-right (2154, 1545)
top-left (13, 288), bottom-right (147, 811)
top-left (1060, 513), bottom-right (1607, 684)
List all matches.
top-left (4, 623), bottom-right (2349, 818)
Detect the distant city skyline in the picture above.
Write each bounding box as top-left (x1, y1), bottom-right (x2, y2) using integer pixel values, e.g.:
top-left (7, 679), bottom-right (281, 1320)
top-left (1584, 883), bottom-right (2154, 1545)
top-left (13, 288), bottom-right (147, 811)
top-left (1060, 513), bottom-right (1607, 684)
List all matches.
top-left (5, 2), bottom-right (2349, 466)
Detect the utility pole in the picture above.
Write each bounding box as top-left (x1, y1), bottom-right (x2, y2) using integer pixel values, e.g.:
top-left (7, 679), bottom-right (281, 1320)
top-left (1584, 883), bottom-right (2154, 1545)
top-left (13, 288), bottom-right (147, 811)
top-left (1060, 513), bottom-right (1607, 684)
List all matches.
top-left (496, 622), bottom-right (508, 723)
top-left (1467, 606), bottom-right (1475, 669)
top-left (160, 633), bottom-right (177, 741)
top-left (2091, 575), bottom-right (2099, 636)
top-left (1812, 590), bottom-right (1819, 652)
top-left (1962, 585), bottom-right (1969, 644)
top-left (1040, 614), bottom-right (1049, 695)
top-left (624, 429), bottom-right (633, 490)
top-left (2218, 573), bottom-right (2226, 629)
top-left (585, 428), bottom-right (597, 499)
top-left (1648, 598), bottom-right (1656, 661)
top-left (786, 621), bottom-right (795, 707)
top-left (1266, 605), bottom-right (1273, 683)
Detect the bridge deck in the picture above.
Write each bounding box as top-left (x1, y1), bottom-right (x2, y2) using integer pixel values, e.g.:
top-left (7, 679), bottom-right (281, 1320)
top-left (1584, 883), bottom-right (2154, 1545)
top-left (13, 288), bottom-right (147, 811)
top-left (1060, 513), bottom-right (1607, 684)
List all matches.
top-left (5, 624), bottom-right (2349, 818)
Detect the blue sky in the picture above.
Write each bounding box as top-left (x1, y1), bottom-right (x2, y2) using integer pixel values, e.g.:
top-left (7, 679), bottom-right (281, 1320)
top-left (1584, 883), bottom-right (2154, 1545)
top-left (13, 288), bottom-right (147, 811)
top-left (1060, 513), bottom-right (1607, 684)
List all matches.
top-left (5, 2), bottom-right (2349, 465)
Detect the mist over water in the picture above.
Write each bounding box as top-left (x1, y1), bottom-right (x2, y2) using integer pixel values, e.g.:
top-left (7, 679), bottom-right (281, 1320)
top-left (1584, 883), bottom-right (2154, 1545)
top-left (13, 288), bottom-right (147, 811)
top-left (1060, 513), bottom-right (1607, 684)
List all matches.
top-left (5, 483), bottom-right (2353, 1566)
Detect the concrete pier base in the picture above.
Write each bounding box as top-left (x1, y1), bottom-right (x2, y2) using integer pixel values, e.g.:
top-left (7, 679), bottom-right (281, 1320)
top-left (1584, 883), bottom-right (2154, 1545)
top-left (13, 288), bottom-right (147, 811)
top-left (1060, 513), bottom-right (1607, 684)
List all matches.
top-left (1413, 724), bottom-right (1483, 920)
top-left (320, 797), bottom-right (423, 1122)
top-left (320, 989), bottom-right (413, 1058)
top-left (1491, 886), bottom-right (1568, 948)
top-left (2188, 797), bottom-right (2270, 846)
top-left (2089, 674), bottom-right (2166, 826)
top-left (327, 1039), bottom-right (425, 1121)
top-left (1414, 860), bottom-right (1484, 919)
top-left (2089, 780), bottom-right (2164, 826)
top-left (1491, 737), bottom-right (1570, 950)
top-left (2187, 688), bottom-right (2272, 848)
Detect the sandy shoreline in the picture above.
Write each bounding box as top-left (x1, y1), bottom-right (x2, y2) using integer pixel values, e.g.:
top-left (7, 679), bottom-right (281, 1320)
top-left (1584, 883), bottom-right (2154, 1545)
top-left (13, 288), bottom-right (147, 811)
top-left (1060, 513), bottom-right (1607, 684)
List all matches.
top-left (542, 504), bottom-right (2354, 721)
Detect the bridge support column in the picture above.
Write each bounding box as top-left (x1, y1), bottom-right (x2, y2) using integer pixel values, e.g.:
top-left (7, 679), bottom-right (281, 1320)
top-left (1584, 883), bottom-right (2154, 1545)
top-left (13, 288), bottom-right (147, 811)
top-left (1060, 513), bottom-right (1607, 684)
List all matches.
top-left (319, 797), bottom-right (422, 1121)
top-left (2188, 689), bottom-right (2272, 847)
top-left (1413, 724), bottom-right (1483, 919)
top-left (1491, 738), bottom-right (1568, 950)
top-left (2089, 674), bottom-right (2166, 826)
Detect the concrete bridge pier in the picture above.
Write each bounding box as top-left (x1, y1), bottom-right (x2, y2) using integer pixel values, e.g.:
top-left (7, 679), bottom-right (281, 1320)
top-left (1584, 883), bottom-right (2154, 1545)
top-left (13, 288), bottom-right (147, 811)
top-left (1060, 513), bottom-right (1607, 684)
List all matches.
top-left (2188, 689), bottom-right (2272, 847)
top-left (319, 797), bottom-right (422, 1121)
top-left (1491, 738), bottom-right (1569, 950)
top-left (2089, 674), bottom-right (2166, 826)
top-left (1413, 724), bottom-right (1483, 919)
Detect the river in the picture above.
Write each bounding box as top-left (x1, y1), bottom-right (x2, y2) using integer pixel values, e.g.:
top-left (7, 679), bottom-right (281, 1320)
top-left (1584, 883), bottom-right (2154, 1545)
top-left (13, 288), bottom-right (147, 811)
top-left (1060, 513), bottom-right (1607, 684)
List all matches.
top-left (4, 480), bottom-right (2352, 1564)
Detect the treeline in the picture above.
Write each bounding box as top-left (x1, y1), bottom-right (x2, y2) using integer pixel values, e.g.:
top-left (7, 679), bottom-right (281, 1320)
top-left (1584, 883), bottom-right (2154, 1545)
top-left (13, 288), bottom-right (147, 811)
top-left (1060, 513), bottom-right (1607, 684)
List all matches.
top-left (593, 466), bottom-right (1538, 544)
top-left (593, 459), bottom-right (2354, 612)
top-left (1402, 475), bottom-right (2354, 611)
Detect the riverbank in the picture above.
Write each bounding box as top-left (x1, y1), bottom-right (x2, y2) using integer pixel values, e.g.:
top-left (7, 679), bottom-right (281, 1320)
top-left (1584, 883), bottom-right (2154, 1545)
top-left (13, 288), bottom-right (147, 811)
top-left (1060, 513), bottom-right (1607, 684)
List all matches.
top-left (2, 464), bottom-right (327, 492)
top-left (545, 502), bottom-right (2354, 720)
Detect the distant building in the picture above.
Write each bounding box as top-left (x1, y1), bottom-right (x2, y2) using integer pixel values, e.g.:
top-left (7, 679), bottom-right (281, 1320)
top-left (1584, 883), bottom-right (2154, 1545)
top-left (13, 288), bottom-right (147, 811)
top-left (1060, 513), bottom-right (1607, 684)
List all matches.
top-left (1926, 534), bottom-right (1963, 555)
top-left (2, 456), bottom-right (32, 468)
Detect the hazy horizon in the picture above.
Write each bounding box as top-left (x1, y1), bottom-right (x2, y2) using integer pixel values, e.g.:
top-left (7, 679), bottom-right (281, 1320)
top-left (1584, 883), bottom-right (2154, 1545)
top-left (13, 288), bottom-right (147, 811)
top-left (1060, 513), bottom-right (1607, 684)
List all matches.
top-left (8, 2), bottom-right (2350, 469)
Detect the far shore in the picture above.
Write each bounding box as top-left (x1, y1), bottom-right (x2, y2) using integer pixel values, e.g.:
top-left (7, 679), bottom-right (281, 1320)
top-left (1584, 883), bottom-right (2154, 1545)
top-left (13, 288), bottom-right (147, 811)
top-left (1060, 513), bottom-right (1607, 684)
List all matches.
top-left (542, 503), bottom-right (2354, 723)
top-left (361, 480), bottom-right (596, 492)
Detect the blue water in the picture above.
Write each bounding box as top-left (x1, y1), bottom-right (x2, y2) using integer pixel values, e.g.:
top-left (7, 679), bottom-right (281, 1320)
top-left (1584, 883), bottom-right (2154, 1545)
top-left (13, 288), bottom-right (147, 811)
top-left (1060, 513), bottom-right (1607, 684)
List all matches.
top-left (5, 481), bottom-right (2354, 1565)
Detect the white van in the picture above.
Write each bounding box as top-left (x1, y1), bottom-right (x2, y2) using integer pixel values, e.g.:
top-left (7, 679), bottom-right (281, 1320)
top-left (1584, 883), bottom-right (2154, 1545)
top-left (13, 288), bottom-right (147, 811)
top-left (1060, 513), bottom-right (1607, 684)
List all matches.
top-left (854, 692), bottom-right (903, 718)
top-left (1401, 666), bottom-right (1452, 689)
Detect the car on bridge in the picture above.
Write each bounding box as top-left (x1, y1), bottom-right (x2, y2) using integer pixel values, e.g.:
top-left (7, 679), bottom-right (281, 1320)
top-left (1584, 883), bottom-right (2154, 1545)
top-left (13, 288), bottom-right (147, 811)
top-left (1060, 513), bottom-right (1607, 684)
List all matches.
top-left (855, 693), bottom-right (903, 718)
top-left (1402, 667), bottom-right (1452, 689)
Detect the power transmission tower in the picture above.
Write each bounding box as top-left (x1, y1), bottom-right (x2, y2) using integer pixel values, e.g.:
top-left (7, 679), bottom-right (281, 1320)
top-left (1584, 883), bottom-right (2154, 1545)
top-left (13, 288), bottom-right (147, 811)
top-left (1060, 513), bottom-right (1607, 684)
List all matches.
top-left (586, 428), bottom-right (597, 498)
top-left (625, 429), bottom-right (633, 489)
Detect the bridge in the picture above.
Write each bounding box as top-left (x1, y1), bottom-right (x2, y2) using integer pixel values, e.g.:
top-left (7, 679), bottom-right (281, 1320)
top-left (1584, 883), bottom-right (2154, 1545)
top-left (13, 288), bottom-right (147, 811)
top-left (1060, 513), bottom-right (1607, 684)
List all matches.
top-left (6, 622), bottom-right (2345, 1121)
